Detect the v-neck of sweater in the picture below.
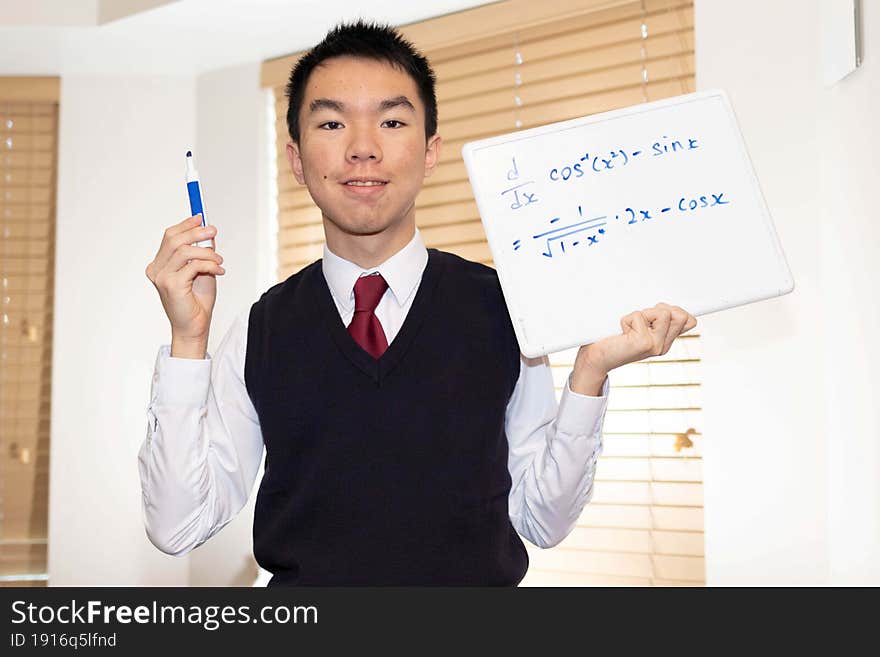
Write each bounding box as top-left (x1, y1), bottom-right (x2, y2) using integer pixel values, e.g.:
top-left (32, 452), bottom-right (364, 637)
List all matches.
top-left (311, 248), bottom-right (445, 386)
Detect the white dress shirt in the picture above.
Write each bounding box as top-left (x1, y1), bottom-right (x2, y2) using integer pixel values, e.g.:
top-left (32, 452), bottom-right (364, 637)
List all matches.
top-left (138, 229), bottom-right (609, 560)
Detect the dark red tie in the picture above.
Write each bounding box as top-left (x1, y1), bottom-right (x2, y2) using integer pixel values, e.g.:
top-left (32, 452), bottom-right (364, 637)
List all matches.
top-left (348, 274), bottom-right (388, 359)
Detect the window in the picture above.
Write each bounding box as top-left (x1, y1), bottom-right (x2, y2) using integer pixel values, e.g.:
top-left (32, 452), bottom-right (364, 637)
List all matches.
top-left (0, 76), bottom-right (59, 587)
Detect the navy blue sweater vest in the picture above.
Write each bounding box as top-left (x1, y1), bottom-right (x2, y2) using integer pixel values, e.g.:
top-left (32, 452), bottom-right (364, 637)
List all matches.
top-left (244, 249), bottom-right (528, 586)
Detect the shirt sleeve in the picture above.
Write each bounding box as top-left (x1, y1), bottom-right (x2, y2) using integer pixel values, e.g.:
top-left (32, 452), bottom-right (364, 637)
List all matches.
top-left (505, 354), bottom-right (609, 549)
top-left (137, 308), bottom-right (264, 556)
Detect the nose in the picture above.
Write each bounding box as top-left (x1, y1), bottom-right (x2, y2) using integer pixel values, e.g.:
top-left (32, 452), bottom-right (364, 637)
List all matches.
top-left (345, 124), bottom-right (382, 163)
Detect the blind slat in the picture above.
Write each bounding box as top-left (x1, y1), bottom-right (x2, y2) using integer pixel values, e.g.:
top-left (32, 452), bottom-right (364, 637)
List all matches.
top-left (0, 115), bottom-right (56, 133)
top-left (0, 134), bottom-right (55, 151)
top-left (523, 544), bottom-right (705, 580)
top-left (0, 170), bottom-right (54, 186)
top-left (0, 153), bottom-right (53, 169)
top-left (556, 526), bottom-right (704, 554)
top-left (579, 503), bottom-right (704, 531)
top-left (591, 481), bottom-right (703, 506)
top-left (600, 433), bottom-right (704, 458)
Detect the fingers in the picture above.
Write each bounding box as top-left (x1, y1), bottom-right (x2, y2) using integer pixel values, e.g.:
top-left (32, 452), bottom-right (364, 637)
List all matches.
top-left (166, 244), bottom-right (224, 275)
top-left (150, 252), bottom-right (225, 300)
top-left (152, 216), bottom-right (216, 271)
top-left (648, 303), bottom-right (698, 355)
top-left (642, 305), bottom-right (671, 355)
top-left (621, 310), bottom-right (655, 358)
top-left (621, 309), bottom-right (650, 335)
top-left (146, 216), bottom-right (218, 283)
top-left (168, 214), bottom-right (204, 238)
top-left (613, 304), bottom-right (699, 369)
top-left (657, 303), bottom-right (697, 338)
top-left (164, 215), bottom-right (212, 255)
top-left (169, 258), bottom-right (225, 287)
top-left (621, 303), bottom-right (698, 359)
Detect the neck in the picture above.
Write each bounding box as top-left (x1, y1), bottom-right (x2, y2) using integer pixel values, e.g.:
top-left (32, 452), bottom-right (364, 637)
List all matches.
top-left (323, 215), bottom-right (416, 269)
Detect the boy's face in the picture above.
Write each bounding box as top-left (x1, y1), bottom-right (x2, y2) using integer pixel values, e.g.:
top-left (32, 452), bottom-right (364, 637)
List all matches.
top-left (286, 56), bottom-right (441, 241)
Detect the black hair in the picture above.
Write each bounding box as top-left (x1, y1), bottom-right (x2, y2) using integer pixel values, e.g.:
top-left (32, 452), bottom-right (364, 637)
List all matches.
top-left (284, 20), bottom-right (438, 143)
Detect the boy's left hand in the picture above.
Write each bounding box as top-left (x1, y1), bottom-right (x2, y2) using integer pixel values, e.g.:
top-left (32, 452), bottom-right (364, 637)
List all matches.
top-left (570, 303), bottom-right (697, 395)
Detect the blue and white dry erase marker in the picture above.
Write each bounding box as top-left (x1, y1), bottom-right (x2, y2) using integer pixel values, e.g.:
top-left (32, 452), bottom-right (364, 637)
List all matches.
top-left (185, 150), bottom-right (213, 248)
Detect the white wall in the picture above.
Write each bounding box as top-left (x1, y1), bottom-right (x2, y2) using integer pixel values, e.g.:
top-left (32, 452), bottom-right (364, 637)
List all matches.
top-left (819, 1), bottom-right (880, 585)
top-left (49, 74), bottom-right (198, 584)
top-left (696, 0), bottom-right (827, 585)
top-left (697, 0), bottom-right (879, 585)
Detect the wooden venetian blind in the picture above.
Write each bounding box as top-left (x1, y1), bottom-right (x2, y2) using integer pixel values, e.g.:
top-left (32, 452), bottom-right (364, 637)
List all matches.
top-left (0, 77), bottom-right (59, 587)
top-left (262, 0), bottom-right (703, 586)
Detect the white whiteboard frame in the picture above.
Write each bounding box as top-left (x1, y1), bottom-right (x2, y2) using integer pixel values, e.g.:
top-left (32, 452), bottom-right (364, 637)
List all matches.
top-left (463, 89), bottom-right (794, 357)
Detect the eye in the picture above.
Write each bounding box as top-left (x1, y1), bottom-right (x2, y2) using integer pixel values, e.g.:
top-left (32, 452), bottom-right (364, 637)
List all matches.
top-left (382, 120), bottom-right (406, 128)
top-left (319, 121), bottom-right (343, 130)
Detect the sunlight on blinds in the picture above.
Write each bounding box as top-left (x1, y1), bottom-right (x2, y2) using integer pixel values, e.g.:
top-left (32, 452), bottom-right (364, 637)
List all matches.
top-left (0, 77), bottom-right (59, 587)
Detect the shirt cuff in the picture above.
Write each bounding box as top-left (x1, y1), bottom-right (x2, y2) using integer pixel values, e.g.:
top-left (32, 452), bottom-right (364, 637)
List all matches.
top-left (153, 344), bottom-right (213, 407)
top-left (555, 373), bottom-right (610, 436)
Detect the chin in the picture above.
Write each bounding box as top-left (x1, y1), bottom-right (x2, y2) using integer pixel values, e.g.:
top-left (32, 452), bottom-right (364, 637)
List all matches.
top-left (332, 218), bottom-right (396, 237)
top-left (347, 224), bottom-right (392, 237)
top-left (325, 209), bottom-right (403, 237)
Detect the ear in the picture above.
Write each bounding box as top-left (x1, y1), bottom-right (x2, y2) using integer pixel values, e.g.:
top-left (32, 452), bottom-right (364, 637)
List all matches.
top-left (286, 141), bottom-right (306, 185)
top-left (423, 133), bottom-right (442, 179)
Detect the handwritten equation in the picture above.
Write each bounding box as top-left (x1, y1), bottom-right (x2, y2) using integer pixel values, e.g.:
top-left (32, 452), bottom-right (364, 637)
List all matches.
top-left (515, 207), bottom-right (607, 258)
top-left (500, 156), bottom-right (539, 210)
top-left (547, 134), bottom-right (700, 182)
top-left (511, 191), bottom-right (730, 259)
top-left (495, 135), bottom-right (703, 213)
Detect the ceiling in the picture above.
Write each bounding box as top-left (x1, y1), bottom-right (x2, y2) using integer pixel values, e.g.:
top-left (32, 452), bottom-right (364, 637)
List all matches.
top-left (0, 0), bottom-right (494, 76)
top-left (0, 0), bottom-right (179, 26)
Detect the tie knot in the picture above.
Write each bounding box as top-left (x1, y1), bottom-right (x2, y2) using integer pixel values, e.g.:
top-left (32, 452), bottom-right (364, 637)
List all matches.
top-left (352, 273), bottom-right (388, 313)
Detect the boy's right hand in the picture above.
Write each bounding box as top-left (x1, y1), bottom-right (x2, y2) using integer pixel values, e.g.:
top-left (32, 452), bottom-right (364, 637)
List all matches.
top-left (145, 215), bottom-right (225, 358)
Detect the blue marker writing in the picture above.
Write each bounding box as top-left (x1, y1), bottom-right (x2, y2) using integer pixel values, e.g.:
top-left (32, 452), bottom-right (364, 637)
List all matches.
top-left (185, 150), bottom-right (213, 247)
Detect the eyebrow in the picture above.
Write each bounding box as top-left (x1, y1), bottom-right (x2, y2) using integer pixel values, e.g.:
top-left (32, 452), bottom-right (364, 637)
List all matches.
top-left (378, 96), bottom-right (416, 113)
top-left (309, 98), bottom-right (344, 113)
top-left (308, 96), bottom-right (416, 114)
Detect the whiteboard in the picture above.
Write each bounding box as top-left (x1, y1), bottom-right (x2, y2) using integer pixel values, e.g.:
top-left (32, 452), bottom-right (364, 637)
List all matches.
top-left (462, 90), bottom-right (794, 358)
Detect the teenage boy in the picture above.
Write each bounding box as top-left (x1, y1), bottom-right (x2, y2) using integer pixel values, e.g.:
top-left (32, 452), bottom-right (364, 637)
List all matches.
top-left (141, 21), bottom-right (696, 586)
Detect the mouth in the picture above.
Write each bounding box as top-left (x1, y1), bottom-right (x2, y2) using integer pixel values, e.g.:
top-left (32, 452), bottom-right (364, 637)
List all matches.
top-left (342, 178), bottom-right (388, 187)
top-left (340, 177), bottom-right (389, 197)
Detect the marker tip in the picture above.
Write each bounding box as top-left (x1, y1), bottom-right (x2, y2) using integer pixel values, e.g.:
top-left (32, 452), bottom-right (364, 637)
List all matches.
top-left (186, 150), bottom-right (192, 157)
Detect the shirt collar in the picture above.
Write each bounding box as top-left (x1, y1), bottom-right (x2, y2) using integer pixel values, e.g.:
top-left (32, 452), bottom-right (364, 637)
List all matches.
top-left (322, 228), bottom-right (428, 313)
